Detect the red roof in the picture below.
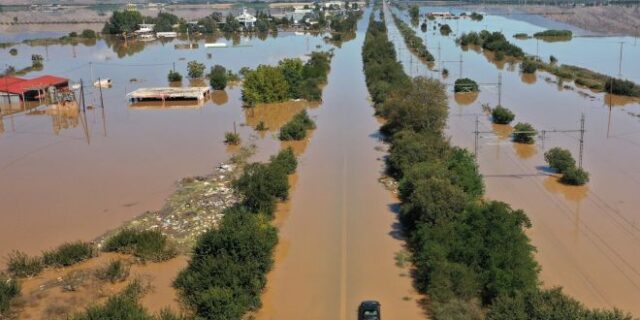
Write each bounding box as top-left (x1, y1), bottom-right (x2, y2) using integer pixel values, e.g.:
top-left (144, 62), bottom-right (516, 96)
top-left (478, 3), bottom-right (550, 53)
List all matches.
top-left (0, 75), bottom-right (68, 95)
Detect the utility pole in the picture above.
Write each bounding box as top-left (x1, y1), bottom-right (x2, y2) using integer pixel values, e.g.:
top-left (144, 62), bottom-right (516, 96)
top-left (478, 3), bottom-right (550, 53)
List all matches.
top-left (578, 113), bottom-right (585, 169)
top-left (90, 62), bottom-right (94, 85)
top-left (618, 41), bottom-right (624, 77)
top-left (474, 114), bottom-right (479, 158)
top-left (498, 72), bottom-right (502, 106)
top-left (459, 53), bottom-right (463, 77)
top-left (80, 79), bottom-right (86, 113)
top-left (172, 62), bottom-right (176, 72)
top-left (98, 77), bottom-right (105, 109)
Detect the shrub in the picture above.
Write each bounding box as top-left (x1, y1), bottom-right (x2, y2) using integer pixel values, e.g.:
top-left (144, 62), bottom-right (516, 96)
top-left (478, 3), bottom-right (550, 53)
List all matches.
top-left (43, 241), bottom-right (94, 267)
top-left (544, 147), bottom-right (576, 174)
top-left (512, 122), bottom-right (536, 144)
top-left (209, 65), bottom-right (228, 90)
top-left (470, 12), bottom-right (483, 21)
top-left (0, 273), bottom-right (20, 315)
top-left (605, 78), bottom-right (639, 97)
top-left (224, 132), bottom-right (241, 145)
top-left (173, 209), bottom-right (278, 319)
top-left (491, 105), bottom-right (515, 124)
top-left (96, 260), bottom-right (129, 284)
top-left (513, 33), bottom-right (529, 39)
top-left (187, 60), bottom-right (205, 78)
top-left (279, 110), bottom-right (315, 141)
top-left (234, 163), bottom-right (289, 215)
top-left (72, 281), bottom-right (148, 319)
top-left (256, 121), bottom-right (267, 131)
top-left (533, 29), bottom-right (572, 38)
top-left (520, 59), bottom-right (537, 74)
top-left (549, 55), bottom-right (558, 64)
top-left (81, 29), bottom-right (97, 38)
top-left (69, 31), bottom-right (78, 37)
top-left (167, 70), bottom-right (182, 82)
top-left (6, 251), bottom-right (43, 278)
top-left (560, 167), bottom-right (590, 186)
top-left (270, 147), bottom-right (298, 175)
top-left (9, 48), bottom-right (17, 56)
top-left (454, 78), bottom-right (479, 93)
top-left (440, 24), bottom-right (452, 36)
top-left (103, 229), bottom-right (176, 262)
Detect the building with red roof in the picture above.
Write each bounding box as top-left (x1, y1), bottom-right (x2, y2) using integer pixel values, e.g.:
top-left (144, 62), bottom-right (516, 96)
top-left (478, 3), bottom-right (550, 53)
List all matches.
top-left (0, 75), bottom-right (69, 102)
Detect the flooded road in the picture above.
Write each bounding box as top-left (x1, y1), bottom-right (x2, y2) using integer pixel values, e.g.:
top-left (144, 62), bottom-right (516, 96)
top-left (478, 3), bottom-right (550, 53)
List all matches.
top-left (257, 10), bottom-right (424, 320)
top-left (0, 32), bottom-right (329, 258)
top-left (389, 6), bottom-right (640, 315)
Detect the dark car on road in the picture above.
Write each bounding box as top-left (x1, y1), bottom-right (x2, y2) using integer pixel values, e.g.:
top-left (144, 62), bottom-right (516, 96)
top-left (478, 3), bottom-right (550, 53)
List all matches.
top-left (358, 300), bottom-right (381, 320)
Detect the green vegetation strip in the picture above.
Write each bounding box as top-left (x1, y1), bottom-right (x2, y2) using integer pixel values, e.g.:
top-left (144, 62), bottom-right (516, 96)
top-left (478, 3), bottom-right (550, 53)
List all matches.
top-left (391, 12), bottom-right (435, 62)
top-left (241, 51), bottom-right (333, 106)
top-left (458, 30), bottom-right (525, 59)
top-left (174, 148), bottom-right (298, 318)
top-left (363, 8), bottom-right (633, 319)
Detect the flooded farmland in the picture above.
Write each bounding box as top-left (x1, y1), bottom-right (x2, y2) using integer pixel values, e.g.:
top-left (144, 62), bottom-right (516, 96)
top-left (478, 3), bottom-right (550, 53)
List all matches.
top-left (388, 5), bottom-right (640, 315)
top-left (0, 32), bottom-right (329, 259)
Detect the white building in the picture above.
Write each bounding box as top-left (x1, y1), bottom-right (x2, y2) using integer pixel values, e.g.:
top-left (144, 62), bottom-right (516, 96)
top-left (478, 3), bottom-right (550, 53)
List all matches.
top-left (235, 8), bottom-right (257, 28)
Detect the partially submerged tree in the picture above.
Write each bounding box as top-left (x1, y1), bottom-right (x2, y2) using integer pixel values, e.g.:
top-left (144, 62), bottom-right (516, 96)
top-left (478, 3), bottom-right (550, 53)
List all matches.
top-left (209, 65), bottom-right (228, 90)
top-left (491, 105), bottom-right (515, 125)
top-left (544, 147), bottom-right (576, 173)
top-left (187, 61), bottom-right (205, 79)
top-left (512, 122), bottom-right (536, 144)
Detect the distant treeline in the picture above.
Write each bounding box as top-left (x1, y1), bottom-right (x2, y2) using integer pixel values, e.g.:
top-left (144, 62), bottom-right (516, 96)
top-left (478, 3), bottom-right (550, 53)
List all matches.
top-left (362, 6), bottom-right (634, 320)
top-left (391, 12), bottom-right (435, 62)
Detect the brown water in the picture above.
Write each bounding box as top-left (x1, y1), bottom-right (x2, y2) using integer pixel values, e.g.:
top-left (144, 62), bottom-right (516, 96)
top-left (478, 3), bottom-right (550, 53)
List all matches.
top-left (256, 10), bottom-right (425, 320)
top-left (0, 32), bottom-right (332, 259)
top-left (389, 5), bottom-right (640, 315)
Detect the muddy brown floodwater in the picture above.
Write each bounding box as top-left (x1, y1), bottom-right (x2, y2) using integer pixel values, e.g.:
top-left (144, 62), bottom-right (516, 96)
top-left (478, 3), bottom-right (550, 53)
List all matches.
top-left (389, 5), bottom-right (640, 315)
top-left (0, 32), bottom-right (332, 259)
top-left (257, 10), bottom-right (425, 320)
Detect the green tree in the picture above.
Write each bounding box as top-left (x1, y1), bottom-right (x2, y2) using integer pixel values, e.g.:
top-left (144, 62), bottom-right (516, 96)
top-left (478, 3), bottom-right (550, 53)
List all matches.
top-left (454, 78), bottom-right (479, 93)
top-left (279, 58), bottom-right (304, 99)
top-left (209, 65), bottom-right (228, 90)
top-left (167, 70), bottom-right (182, 82)
top-left (0, 273), bottom-right (20, 315)
top-left (491, 105), bottom-right (515, 124)
top-left (544, 147), bottom-right (576, 173)
top-left (560, 167), bottom-right (589, 186)
top-left (187, 61), bottom-right (205, 79)
top-left (81, 29), bottom-right (97, 38)
top-left (102, 10), bottom-right (144, 34)
top-left (520, 59), bottom-right (538, 74)
top-left (242, 65), bottom-right (289, 105)
top-left (512, 122), bottom-right (536, 144)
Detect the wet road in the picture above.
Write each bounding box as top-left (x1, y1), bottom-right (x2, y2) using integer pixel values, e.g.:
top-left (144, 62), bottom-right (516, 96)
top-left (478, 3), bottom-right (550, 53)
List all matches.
top-left (257, 10), bottom-right (425, 320)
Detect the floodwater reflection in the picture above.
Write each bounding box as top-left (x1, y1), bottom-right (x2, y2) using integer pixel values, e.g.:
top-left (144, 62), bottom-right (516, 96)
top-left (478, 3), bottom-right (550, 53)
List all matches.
top-left (454, 92), bottom-right (479, 105)
top-left (543, 175), bottom-right (588, 202)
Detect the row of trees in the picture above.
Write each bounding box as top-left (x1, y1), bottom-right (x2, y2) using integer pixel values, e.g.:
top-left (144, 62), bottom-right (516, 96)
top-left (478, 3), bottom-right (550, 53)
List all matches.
top-left (458, 30), bottom-right (525, 59)
top-left (391, 12), bottom-right (435, 62)
top-left (363, 9), bottom-right (628, 319)
top-left (174, 148), bottom-right (298, 318)
top-left (241, 51), bottom-right (332, 106)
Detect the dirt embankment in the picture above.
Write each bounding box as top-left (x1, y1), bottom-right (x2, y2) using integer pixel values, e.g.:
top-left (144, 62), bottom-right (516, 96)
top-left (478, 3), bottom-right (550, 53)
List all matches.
top-left (521, 5), bottom-right (640, 36)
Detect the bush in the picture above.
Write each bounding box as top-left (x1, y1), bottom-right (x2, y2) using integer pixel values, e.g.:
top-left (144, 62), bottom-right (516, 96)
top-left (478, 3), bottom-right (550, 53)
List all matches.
top-left (440, 24), bottom-right (452, 36)
top-left (454, 78), bottom-right (479, 93)
top-left (103, 229), bottom-right (176, 262)
top-left (81, 29), bottom-right (97, 38)
top-left (544, 147), bottom-right (576, 173)
top-left (605, 78), bottom-right (639, 97)
top-left (512, 122), bottom-right (536, 144)
top-left (224, 132), bottom-right (241, 145)
top-left (0, 273), bottom-right (20, 315)
top-left (560, 167), bottom-right (590, 186)
top-left (167, 70), bottom-right (182, 82)
top-left (549, 55), bottom-right (558, 64)
top-left (173, 209), bottom-right (278, 319)
top-left (470, 12), bottom-right (483, 21)
top-left (256, 121), bottom-right (267, 131)
top-left (279, 110), bottom-right (315, 141)
top-left (69, 31), bottom-right (78, 37)
top-left (9, 48), bottom-right (17, 56)
top-left (533, 29), bottom-right (572, 38)
top-left (72, 281), bottom-right (148, 319)
top-left (187, 60), bottom-right (205, 79)
top-left (43, 241), bottom-right (94, 267)
top-left (234, 164), bottom-right (289, 215)
top-left (270, 147), bottom-right (298, 175)
top-left (491, 105), bottom-right (515, 124)
top-left (513, 33), bottom-right (529, 39)
top-left (6, 251), bottom-right (43, 278)
top-left (96, 260), bottom-right (130, 284)
top-left (520, 59), bottom-right (538, 74)
top-left (209, 65), bottom-right (228, 90)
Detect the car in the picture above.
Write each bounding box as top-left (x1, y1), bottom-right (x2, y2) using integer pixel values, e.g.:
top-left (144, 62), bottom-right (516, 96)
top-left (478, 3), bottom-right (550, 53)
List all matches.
top-left (358, 300), bottom-right (381, 320)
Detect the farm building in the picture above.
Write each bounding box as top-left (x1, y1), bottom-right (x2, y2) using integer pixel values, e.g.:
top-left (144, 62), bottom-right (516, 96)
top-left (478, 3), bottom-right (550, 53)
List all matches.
top-left (0, 75), bottom-right (69, 103)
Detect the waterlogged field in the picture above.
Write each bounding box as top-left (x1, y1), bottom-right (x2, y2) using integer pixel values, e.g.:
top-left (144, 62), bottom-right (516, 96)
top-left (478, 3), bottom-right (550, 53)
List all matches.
top-left (0, 32), bottom-right (330, 259)
top-left (389, 5), bottom-right (640, 315)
